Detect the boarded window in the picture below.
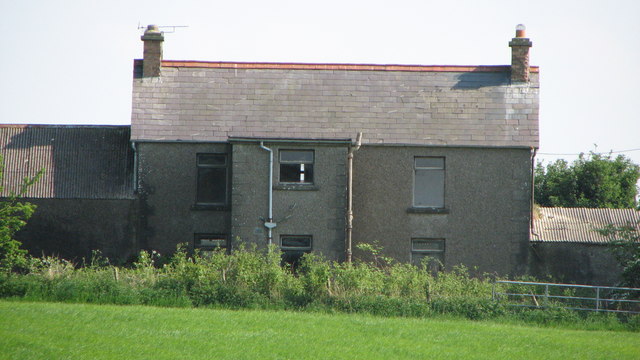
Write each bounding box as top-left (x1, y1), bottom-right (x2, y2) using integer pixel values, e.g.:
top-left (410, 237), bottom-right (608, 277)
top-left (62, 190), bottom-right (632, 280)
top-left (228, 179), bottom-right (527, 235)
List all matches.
top-left (196, 153), bottom-right (228, 205)
top-left (280, 150), bottom-right (314, 184)
top-left (414, 157), bottom-right (445, 208)
top-left (411, 238), bottom-right (445, 271)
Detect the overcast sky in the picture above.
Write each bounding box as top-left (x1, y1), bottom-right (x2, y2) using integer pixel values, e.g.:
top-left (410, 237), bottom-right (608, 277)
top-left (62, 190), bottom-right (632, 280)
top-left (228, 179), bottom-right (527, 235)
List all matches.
top-left (1, 0), bottom-right (639, 166)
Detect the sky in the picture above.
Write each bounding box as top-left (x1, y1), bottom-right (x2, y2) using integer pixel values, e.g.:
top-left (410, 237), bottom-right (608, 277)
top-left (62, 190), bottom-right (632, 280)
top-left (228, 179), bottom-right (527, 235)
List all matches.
top-left (1, 0), bottom-right (639, 166)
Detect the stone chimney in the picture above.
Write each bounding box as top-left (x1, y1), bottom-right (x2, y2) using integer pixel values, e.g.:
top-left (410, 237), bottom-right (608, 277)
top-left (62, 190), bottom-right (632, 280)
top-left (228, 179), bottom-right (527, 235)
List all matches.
top-left (141, 25), bottom-right (164, 77)
top-left (509, 24), bottom-right (532, 83)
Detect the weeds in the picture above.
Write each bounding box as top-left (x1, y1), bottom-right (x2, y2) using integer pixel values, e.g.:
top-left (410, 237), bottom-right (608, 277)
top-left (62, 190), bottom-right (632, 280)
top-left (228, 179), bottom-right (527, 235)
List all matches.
top-left (0, 242), bottom-right (637, 331)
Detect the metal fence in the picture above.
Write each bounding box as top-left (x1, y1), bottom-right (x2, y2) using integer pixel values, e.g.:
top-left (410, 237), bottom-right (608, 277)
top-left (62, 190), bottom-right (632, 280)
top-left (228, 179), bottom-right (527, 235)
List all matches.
top-left (492, 280), bottom-right (640, 314)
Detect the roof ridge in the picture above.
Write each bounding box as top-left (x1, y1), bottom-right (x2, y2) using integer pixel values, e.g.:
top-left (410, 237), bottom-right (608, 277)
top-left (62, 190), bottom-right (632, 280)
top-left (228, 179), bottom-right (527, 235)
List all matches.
top-left (160, 60), bottom-right (540, 73)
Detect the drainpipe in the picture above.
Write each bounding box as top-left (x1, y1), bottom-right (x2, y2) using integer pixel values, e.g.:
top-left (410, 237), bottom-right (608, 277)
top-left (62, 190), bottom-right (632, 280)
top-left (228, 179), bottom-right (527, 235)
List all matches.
top-left (260, 142), bottom-right (276, 245)
top-left (346, 132), bottom-right (363, 263)
top-left (131, 141), bottom-right (138, 193)
top-left (530, 147), bottom-right (539, 239)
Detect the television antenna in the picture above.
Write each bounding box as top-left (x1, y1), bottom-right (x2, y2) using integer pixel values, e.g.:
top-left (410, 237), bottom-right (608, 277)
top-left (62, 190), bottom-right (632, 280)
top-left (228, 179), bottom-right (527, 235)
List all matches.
top-left (137, 23), bottom-right (189, 34)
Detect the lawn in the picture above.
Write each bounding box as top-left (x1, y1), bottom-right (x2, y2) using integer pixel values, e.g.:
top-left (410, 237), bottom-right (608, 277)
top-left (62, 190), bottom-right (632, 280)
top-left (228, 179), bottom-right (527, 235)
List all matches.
top-left (0, 301), bottom-right (638, 359)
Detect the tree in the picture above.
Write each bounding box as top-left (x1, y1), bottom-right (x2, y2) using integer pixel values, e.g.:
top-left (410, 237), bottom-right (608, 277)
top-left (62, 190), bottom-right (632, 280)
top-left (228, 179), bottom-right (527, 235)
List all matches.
top-left (599, 224), bottom-right (640, 289)
top-left (535, 152), bottom-right (640, 208)
top-left (0, 154), bottom-right (42, 273)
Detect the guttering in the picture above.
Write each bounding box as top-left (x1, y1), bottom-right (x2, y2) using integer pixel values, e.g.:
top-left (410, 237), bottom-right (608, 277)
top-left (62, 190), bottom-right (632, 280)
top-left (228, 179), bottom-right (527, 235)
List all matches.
top-left (346, 132), bottom-right (363, 263)
top-left (230, 137), bottom-right (351, 145)
top-left (259, 142), bottom-right (276, 246)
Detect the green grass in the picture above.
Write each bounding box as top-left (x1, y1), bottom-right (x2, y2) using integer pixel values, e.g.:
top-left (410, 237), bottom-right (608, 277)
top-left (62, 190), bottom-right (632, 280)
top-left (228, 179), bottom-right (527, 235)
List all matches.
top-left (1, 301), bottom-right (638, 359)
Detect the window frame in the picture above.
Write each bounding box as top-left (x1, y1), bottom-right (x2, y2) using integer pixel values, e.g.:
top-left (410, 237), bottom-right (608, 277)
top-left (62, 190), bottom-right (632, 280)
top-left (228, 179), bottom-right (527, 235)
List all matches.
top-left (194, 233), bottom-right (229, 254)
top-left (280, 235), bottom-right (313, 251)
top-left (279, 234), bottom-right (313, 268)
top-left (278, 149), bottom-right (315, 185)
top-left (410, 238), bottom-right (445, 269)
top-left (195, 153), bottom-right (229, 207)
top-left (412, 156), bottom-right (445, 209)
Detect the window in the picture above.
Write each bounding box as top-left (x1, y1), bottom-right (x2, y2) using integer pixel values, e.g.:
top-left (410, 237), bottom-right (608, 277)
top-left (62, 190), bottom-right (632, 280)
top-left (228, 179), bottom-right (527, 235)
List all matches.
top-left (194, 234), bottom-right (228, 255)
top-left (411, 238), bottom-right (445, 271)
top-left (413, 157), bottom-right (445, 208)
top-left (279, 150), bottom-right (314, 184)
top-left (280, 235), bottom-right (312, 267)
top-left (196, 153), bottom-right (228, 206)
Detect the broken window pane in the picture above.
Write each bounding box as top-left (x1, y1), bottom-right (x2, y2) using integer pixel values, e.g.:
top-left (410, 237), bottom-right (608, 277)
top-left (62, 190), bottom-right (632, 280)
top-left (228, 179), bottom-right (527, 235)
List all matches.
top-left (281, 235), bottom-right (312, 250)
top-left (279, 150), bottom-right (314, 184)
top-left (280, 235), bottom-right (312, 269)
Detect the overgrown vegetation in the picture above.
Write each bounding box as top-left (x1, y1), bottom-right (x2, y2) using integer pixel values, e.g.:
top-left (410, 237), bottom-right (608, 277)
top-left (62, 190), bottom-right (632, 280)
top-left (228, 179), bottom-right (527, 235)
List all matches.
top-left (600, 223), bottom-right (640, 289)
top-left (0, 154), bottom-right (42, 273)
top-left (0, 243), bottom-right (637, 331)
top-left (535, 152), bottom-right (640, 209)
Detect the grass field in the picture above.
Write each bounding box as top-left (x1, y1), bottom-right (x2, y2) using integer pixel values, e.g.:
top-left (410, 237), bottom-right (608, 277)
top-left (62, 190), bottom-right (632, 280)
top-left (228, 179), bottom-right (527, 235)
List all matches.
top-left (0, 300), bottom-right (638, 360)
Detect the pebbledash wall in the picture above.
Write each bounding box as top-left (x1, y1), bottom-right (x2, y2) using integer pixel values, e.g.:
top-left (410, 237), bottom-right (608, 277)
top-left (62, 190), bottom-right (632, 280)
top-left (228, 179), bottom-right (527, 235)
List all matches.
top-left (352, 146), bottom-right (532, 275)
top-left (127, 25), bottom-right (539, 277)
top-left (134, 142), bottom-right (231, 255)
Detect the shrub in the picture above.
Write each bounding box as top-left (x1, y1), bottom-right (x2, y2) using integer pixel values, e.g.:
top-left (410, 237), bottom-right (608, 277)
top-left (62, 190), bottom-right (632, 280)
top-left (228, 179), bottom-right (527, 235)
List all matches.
top-left (430, 298), bottom-right (506, 320)
top-left (1, 241), bottom-right (636, 331)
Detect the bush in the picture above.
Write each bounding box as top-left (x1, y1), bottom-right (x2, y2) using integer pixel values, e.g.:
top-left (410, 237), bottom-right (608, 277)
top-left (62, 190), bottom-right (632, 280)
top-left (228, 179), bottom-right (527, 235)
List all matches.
top-left (1, 241), bottom-right (637, 331)
top-left (0, 155), bottom-right (42, 273)
top-left (430, 298), bottom-right (506, 320)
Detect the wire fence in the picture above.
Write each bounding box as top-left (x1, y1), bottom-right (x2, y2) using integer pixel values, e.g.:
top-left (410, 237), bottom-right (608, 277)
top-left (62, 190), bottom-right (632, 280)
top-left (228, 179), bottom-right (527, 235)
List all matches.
top-left (492, 280), bottom-right (640, 314)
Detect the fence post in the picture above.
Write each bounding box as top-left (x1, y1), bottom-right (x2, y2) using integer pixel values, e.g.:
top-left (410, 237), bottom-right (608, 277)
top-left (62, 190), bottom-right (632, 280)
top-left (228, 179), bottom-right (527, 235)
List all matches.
top-left (596, 287), bottom-right (600, 311)
top-left (544, 284), bottom-right (549, 307)
top-left (492, 282), bottom-right (495, 301)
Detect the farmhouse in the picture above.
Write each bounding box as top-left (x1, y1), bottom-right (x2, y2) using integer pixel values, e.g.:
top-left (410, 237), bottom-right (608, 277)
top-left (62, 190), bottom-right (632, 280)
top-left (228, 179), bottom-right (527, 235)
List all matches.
top-left (1, 25), bottom-right (539, 277)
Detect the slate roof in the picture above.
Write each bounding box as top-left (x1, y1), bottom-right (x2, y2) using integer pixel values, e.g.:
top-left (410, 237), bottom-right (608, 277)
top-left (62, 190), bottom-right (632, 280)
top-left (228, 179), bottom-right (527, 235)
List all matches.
top-left (131, 61), bottom-right (539, 147)
top-left (531, 207), bottom-right (640, 244)
top-left (0, 125), bottom-right (134, 199)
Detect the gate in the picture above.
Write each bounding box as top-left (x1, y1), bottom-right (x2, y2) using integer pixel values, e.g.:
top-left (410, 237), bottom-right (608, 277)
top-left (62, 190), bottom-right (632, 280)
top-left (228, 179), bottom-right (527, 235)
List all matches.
top-left (492, 280), bottom-right (640, 314)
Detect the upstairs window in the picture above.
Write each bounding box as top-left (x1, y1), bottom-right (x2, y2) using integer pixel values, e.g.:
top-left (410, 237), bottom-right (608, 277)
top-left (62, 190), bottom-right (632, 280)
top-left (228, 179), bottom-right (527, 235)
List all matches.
top-left (196, 153), bottom-right (228, 206)
top-left (413, 157), bottom-right (445, 208)
top-left (280, 150), bottom-right (314, 184)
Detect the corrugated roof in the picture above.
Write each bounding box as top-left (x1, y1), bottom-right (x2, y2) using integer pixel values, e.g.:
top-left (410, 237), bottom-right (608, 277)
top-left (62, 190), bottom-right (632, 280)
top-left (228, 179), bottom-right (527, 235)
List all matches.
top-left (0, 125), bottom-right (134, 199)
top-left (531, 207), bottom-right (640, 244)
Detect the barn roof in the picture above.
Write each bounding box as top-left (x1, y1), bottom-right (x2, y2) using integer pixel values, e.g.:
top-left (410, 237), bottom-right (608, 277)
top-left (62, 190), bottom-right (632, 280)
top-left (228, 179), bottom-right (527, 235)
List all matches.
top-left (531, 207), bottom-right (640, 244)
top-left (0, 125), bottom-right (134, 199)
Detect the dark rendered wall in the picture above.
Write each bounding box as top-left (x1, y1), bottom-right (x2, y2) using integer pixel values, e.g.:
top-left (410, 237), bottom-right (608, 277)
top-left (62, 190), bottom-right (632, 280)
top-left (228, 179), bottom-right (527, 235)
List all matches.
top-left (231, 142), bottom-right (348, 260)
top-left (352, 146), bottom-right (532, 277)
top-left (529, 243), bottom-right (622, 286)
top-left (15, 199), bottom-right (137, 262)
top-left (136, 142), bottom-right (231, 254)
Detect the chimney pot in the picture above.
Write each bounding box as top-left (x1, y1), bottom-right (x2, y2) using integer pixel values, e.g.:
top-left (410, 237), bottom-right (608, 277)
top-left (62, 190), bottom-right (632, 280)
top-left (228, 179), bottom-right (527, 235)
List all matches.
top-left (515, 24), bottom-right (526, 38)
top-left (140, 24), bottom-right (164, 77)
